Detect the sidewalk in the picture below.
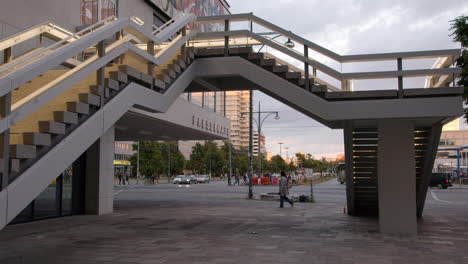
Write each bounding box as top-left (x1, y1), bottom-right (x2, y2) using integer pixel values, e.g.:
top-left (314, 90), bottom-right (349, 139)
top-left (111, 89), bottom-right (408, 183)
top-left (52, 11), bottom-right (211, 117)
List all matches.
top-left (1, 181), bottom-right (467, 264)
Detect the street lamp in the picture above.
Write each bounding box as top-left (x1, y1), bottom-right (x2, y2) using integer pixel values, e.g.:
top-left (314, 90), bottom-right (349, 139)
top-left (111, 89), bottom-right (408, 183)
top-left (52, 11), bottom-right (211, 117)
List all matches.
top-left (278, 142), bottom-right (283, 157)
top-left (284, 38), bottom-right (295, 48)
top-left (257, 32), bottom-right (296, 53)
top-left (240, 101), bottom-right (280, 188)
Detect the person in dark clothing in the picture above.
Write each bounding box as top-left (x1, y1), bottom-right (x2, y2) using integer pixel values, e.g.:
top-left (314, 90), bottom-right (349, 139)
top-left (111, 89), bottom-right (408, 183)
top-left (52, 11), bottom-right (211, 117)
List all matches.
top-left (234, 174), bottom-right (240, 185)
top-left (279, 171), bottom-right (294, 208)
top-left (118, 173), bottom-right (123, 185)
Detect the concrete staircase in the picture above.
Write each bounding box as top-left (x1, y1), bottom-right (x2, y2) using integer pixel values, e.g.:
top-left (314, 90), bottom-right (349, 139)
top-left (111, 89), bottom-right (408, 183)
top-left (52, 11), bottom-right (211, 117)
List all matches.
top-left (3, 49), bottom-right (195, 183)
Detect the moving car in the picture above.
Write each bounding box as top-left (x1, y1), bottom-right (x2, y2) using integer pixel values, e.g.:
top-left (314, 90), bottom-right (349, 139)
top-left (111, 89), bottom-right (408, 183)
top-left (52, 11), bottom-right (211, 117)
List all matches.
top-left (173, 175), bottom-right (196, 184)
top-left (196, 175), bottom-right (210, 184)
top-left (429, 173), bottom-right (452, 189)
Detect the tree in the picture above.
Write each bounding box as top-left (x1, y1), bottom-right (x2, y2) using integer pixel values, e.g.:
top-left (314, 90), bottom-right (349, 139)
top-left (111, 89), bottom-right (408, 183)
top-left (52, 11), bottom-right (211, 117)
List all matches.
top-left (187, 142), bottom-right (205, 173)
top-left (129, 141), bottom-right (164, 181)
top-left (450, 15), bottom-right (468, 121)
top-left (160, 142), bottom-right (186, 176)
top-left (269, 155), bottom-right (287, 172)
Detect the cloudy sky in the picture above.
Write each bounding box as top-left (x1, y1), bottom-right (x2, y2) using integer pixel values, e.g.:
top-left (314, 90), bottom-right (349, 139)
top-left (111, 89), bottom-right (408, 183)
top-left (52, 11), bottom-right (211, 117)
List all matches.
top-left (228, 0), bottom-right (468, 159)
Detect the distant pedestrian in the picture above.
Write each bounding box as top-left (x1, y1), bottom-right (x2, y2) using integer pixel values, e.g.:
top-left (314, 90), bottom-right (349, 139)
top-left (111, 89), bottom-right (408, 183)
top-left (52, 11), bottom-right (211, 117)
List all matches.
top-left (118, 173), bottom-right (123, 185)
top-left (234, 174), bottom-right (240, 185)
top-left (120, 172), bottom-right (125, 185)
top-left (125, 174), bottom-right (130, 185)
top-left (279, 171), bottom-right (294, 208)
top-left (243, 174), bottom-right (247, 184)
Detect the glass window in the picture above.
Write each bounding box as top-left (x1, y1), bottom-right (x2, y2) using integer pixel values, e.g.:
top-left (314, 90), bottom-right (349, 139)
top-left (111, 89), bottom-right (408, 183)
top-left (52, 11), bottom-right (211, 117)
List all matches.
top-left (62, 169), bottom-right (73, 216)
top-left (34, 179), bottom-right (59, 219)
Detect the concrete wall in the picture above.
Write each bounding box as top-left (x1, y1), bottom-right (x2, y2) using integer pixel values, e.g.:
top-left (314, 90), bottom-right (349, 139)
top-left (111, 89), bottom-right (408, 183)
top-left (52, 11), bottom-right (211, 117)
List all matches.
top-left (118, 0), bottom-right (154, 32)
top-left (0, 0), bottom-right (80, 60)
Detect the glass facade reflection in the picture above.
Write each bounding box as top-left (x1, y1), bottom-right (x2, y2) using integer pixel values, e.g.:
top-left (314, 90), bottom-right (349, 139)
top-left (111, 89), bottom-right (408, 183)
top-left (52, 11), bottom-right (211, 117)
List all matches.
top-left (10, 166), bottom-right (80, 224)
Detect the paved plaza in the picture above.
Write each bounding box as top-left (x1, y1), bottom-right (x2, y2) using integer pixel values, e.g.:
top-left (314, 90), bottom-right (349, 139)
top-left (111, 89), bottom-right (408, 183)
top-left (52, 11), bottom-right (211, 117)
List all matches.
top-left (0, 180), bottom-right (467, 264)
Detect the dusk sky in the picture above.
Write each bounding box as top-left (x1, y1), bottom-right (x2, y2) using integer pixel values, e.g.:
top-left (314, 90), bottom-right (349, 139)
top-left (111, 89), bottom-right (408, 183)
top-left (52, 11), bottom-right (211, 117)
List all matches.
top-left (229, 0), bottom-right (468, 159)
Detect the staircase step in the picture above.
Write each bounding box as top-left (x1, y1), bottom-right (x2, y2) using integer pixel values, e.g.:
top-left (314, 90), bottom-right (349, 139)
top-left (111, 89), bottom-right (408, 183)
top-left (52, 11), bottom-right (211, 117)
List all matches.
top-left (66, 101), bottom-right (89, 115)
top-left (251, 59), bottom-right (276, 66)
top-left (118, 65), bottom-right (141, 80)
top-left (169, 63), bottom-right (181, 73)
top-left (23, 132), bottom-right (51, 146)
top-left (278, 71), bottom-right (301, 80)
top-left (156, 74), bottom-right (171, 84)
top-left (264, 65), bottom-right (289, 73)
top-left (177, 59), bottom-right (187, 70)
top-left (90, 85), bottom-right (110, 98)
top-left (79, 93), bottom-right (100, 106)
top-left (154, 79), bottom-right (166, 91)
top-left (53, 111), bottom-right (78, 124)
top-left (109, 71), bottom-right (128, 83)
top-left (9, 145), bottom-right (36, 159)
top-left (140, 72), bottom-right (154, 86)
top-left (39, 121), bottom-right (66, 135)
top-left (298, 78), bottom-right (315, 87)
top-left (248, 53), bottom-right (265, 60)
top-left (105, 78), bottom-right (120, 90)
top-left (0, 159), bottom-right (20, 173)
top-left (163, 69), bottom-right (176, 79)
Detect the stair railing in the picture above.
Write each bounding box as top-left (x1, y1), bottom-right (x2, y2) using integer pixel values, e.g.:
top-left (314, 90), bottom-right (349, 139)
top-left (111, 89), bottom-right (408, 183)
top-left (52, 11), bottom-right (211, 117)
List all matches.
top-left (195, 13), bottom-right (462, 93)
top-left (0, 14), bottom-right (197, 191)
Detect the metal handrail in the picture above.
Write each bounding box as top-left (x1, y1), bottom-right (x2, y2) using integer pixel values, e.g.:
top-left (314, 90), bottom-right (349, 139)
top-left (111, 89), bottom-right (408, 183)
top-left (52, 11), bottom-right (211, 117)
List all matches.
top-left (196, 13), bottom-right (462, 63)
top-left (0, 16), bottom-right (117, 75)
top-left (153, 12), bottom-right (186, 35)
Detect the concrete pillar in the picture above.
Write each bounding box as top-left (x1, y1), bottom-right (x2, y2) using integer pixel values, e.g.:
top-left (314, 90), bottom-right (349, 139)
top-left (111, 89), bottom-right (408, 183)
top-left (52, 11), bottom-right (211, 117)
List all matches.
top-left (377, 120), bottom-right (416, 235)
top-left (85, 126), bottom-right (115, 215)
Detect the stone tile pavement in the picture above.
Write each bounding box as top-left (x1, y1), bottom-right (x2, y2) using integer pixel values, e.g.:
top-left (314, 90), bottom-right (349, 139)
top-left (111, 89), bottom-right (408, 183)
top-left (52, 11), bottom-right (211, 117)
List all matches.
top-left (0, 180), bottom-right (467, 264)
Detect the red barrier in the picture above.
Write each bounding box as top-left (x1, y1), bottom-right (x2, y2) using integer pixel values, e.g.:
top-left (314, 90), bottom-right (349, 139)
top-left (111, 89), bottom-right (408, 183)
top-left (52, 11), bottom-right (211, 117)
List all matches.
top-left (252, 177), bottom-right (259, 184)
top-left (260, 177), bottom-right (270, 185)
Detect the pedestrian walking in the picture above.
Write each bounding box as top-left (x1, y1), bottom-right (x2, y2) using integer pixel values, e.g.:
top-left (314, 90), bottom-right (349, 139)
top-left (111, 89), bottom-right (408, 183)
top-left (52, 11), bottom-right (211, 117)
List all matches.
top-left (234, 174), bottom-right (240, 185)
top-left (120, 172), bottom-right (125, 185)
top-left (118, 172), bottom-right (123, 185)
top-left (279, 171), bottom-right (294, 208)
top-left (125, 173), bottom-right (130, 185)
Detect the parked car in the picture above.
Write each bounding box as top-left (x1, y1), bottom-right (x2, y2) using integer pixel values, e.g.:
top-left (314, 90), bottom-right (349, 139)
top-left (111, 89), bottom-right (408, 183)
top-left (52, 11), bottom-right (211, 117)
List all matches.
top-left (429, 173), bottom-right (452, 189)
top-left (188, 175), bottom-right (198, 184)
top-left (173, 175), bottom-right (193, 184)
top-left (196, 175), bottom-right (210, 184)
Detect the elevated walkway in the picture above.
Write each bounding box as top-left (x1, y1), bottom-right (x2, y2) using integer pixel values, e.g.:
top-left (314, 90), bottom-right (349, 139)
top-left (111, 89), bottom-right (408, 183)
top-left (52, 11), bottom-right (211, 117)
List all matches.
top-left (0, 13), bottom-right (463, 234)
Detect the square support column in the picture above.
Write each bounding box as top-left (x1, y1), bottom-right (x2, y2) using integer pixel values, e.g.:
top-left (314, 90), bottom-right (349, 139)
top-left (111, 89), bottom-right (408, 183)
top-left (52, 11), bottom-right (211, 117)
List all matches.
top-left (377, 120), bottom-right (416, 235)
top-left (84, 126), bottom-right (115, 215)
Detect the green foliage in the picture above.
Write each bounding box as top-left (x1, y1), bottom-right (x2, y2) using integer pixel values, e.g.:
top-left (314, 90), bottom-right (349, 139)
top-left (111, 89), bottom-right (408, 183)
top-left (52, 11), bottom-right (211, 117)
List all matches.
top-left (269, 155), bottom-right (287, 172)
top-left (450, 15), bottom-right (468, 121)
top-left (129, 141), bottom-right (186, 180)
top-left (295, 152), bottom-right (337, 174)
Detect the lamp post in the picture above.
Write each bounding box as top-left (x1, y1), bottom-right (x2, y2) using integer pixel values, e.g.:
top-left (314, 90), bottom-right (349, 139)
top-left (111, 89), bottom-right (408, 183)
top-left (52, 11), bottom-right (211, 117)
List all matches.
top-left (278, 142), bottom-right (283, 157)
top-left (240, 101), bottom-right (280, 187)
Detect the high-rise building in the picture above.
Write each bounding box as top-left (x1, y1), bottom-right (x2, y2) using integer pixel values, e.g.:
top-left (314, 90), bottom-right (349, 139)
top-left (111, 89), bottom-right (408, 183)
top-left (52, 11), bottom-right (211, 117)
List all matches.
top-left (182, 91), bottom-right (267, 156)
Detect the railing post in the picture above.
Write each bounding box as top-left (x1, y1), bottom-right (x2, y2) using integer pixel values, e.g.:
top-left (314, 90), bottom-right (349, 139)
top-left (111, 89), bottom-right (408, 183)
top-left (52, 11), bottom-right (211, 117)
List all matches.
top-left (224, 19), bottom-right (229, 57)
top-left (147, 40), bottom-right (155, 89)
top-left (96, 41), bottom-right (106, 107)
top-left (2, 47), bottom-right (13, 189)
top-left (341, 79), bottom-right (349, 91)
top-left (0, 93), bottom-right (11, 190)
top-left (397, 58), bottom-right (403, 98)
top-left (223, 91), bottom-right (226, 116)
top-left (181, 26), bottom-right (187, 58)
top-left (3, 47), bottom-right (12, 64)
top-left (304, 45), bottom-right (310, 91)
top-left (312, 67), bottom-right (317, 78)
